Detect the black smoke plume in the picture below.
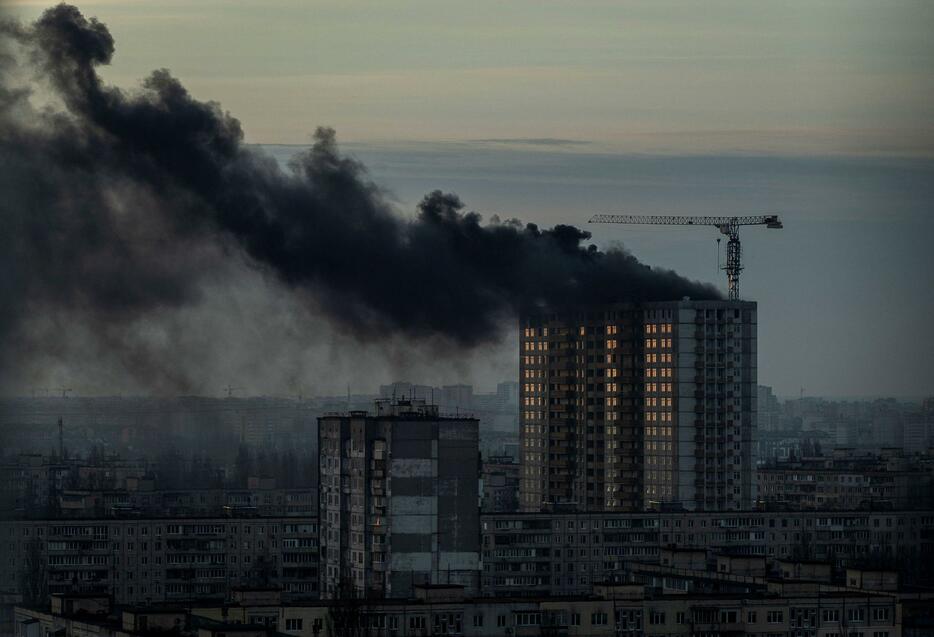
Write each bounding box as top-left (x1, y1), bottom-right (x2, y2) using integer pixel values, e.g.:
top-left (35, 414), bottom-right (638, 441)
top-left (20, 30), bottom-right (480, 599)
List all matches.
top-left (0, 5), bottom-right (718, 391)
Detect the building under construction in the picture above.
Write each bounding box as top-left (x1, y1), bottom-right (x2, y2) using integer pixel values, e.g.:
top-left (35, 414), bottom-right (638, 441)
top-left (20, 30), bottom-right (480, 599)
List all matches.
top-left (519, 299), bottom-right (757, 513)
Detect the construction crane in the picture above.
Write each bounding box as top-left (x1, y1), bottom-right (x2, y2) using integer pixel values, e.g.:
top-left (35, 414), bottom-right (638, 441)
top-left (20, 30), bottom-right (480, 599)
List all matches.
top-left (588, 214), bottom-right (783, 300)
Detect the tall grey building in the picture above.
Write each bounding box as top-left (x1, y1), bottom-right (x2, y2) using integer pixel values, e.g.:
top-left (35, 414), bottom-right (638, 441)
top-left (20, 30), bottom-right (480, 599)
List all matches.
top-left (519, 300), bottom-right (756, 513)
top-left (319, 399), bottom-right (480, 599)
top-left (647, 300), bottom-right (757, 511)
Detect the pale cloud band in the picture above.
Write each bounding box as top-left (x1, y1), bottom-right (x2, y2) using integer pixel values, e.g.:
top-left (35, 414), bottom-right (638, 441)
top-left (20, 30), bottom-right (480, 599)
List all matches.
top-left (5, 0), bottom-right (932, 155)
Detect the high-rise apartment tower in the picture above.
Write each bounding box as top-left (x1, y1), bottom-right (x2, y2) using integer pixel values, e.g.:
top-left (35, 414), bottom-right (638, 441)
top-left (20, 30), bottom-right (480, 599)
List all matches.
top-left (519, 300), bottom-right (756, 512)
top-left (319, 399), bottom-right (480, 599)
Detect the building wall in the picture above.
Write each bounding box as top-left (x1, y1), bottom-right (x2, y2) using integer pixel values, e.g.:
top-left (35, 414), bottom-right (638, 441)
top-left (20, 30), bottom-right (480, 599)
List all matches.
top-left (659, 301), bottom-right (757, 511)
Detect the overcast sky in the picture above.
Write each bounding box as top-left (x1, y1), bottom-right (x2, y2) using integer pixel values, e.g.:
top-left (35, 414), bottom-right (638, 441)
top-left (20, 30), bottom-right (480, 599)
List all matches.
top-left (5, 1), bottom-right (933, 399)
top-left (8, 0), bottom-right (934, 153)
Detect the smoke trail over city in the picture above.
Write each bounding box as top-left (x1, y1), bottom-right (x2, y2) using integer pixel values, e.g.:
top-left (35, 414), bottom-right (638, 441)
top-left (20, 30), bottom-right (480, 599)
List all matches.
top-left (0, 5), bottom-right (718, 392)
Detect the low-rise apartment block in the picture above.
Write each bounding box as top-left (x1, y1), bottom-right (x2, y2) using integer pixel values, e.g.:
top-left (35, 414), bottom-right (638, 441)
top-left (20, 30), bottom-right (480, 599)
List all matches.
top-left (0, 516), bottom-right (319, 606)
top-left (480, 509), bottom-right (934, 597)
top-left (758, 450), bottom-right (934, 510)
top-left (14, 579), bottom-right (921, 637)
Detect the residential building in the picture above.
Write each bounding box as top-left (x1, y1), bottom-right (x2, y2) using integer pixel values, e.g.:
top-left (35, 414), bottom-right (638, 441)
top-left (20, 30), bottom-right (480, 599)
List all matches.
top-left (14, 578), bottom-right (917, 637)
top-left (480, 509), bottom-right (934, 597)
top-left (0, 516), bottom-right (319, 606)
top-left (758, 450), bottom-right (934, 510)
top-left (519, 300), bottom-right (757, 513)
top-left (481, 456), bottom-right (519, 513)
top-left (318, 399), bottom-right (480, 599)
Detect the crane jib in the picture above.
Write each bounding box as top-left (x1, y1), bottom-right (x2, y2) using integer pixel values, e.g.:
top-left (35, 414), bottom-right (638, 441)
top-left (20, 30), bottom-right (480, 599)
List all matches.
top-left (587, 213), bottom-right (783, 301)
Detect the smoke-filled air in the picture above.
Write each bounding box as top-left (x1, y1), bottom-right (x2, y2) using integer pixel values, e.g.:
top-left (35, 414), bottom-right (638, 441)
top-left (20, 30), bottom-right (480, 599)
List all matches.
top-left (0, 5), bottom-right (718, 393)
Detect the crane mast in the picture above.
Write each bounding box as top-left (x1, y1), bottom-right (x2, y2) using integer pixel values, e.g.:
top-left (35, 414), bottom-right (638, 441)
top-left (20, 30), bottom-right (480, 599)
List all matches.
top-left (588, 214), bottom-right (782, 301)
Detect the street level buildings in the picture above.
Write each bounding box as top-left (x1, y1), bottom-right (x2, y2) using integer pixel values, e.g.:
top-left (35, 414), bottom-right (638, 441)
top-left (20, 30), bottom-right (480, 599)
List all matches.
top-left (15, 574), bottom-right (926, 637)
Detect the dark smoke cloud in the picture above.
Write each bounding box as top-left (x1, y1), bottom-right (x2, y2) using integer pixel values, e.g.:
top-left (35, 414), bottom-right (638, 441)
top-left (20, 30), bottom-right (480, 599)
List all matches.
top-left (0, 5), bottom-right (718, 392)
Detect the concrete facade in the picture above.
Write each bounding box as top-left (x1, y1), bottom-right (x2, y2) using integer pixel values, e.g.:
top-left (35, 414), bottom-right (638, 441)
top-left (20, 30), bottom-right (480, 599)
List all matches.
top-left (14, 583), bottom-right (913, 637)
top-left (480, 509), bottom-right (934, 597)
top-left (656, 300), bottom-right (758, 511)
top-left (759, 452), bottom-right (934, 510)
top-left (319, 399), bottom-right (480, 599)
top-left (0, 517), bottom-right (319, 606)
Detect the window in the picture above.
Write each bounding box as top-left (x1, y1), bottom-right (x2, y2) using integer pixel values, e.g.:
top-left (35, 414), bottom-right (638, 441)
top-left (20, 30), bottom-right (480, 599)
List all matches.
top-left (496, 615), bottom-right (506, 627)
top-left (649, 611), bottom-right (665, 625)
top-left (676, 612), bottom-right (686, 624)
top-left (747, 611), bottom-right (757, 623)
top-left (767, 611), bottom-right (784, 624)
top-left (847, 608), bottom-right (865, 623)
top-left (515, 613), bottom-right (540, 626)
top-left (473, 615), bottom-right (483, 627)
top-left (873, 608), bottom-right (890, 622)
top-left (571, 613), bottom-right (581, 626)
top-left (591, 612), bottom-right (608, 626)
top-left (823, 610), bottom-right (840, 623)
top-left (285, 619), bottom-right (302, 631)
